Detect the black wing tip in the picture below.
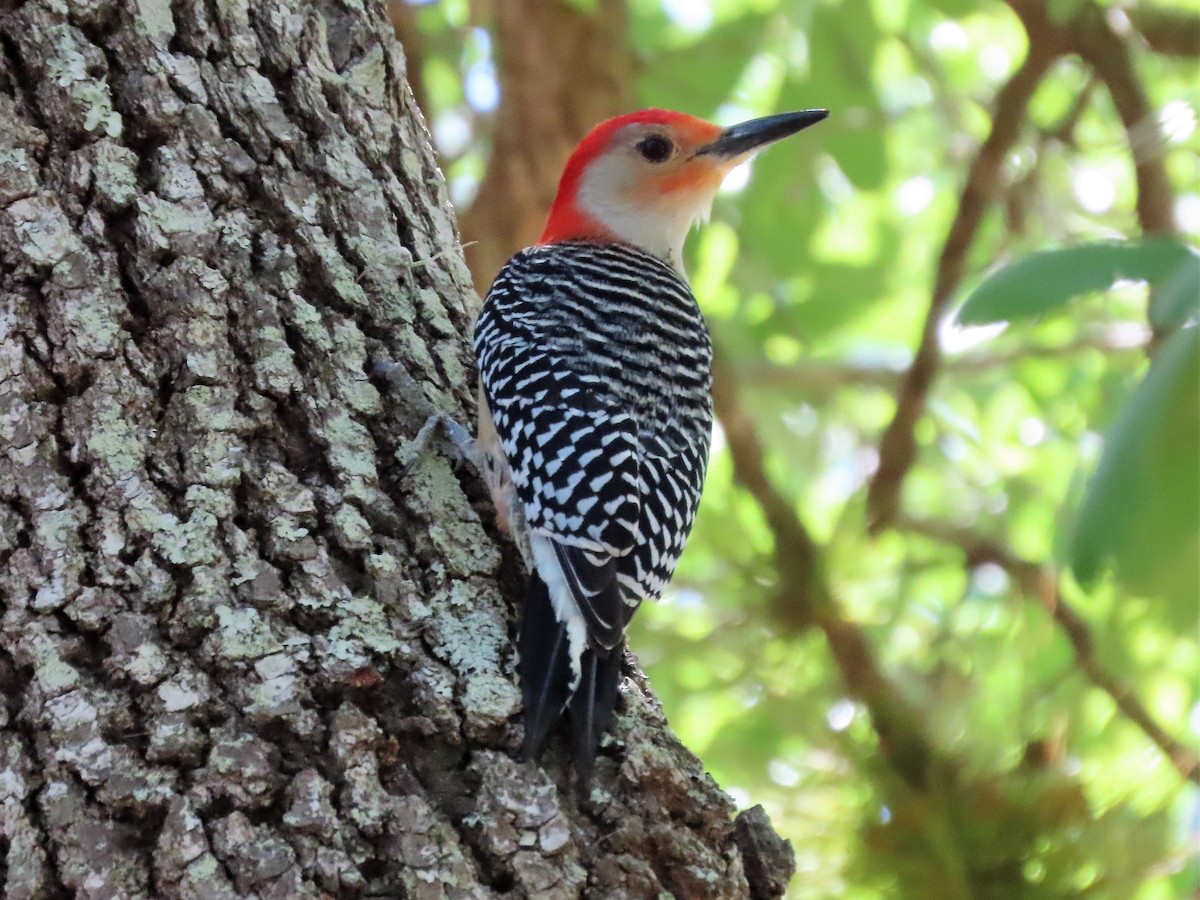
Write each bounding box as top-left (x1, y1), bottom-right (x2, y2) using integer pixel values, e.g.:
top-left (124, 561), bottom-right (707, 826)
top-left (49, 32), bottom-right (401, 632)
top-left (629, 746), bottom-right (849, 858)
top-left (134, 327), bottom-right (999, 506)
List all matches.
top-left (552, 543), bottom-right (625, 649)
top-left (518, 575), bottom-right (573, 759)
top-left (567, 642), bottom-right (624, 777)
top-left (518, 574), bottom-right (626, 772)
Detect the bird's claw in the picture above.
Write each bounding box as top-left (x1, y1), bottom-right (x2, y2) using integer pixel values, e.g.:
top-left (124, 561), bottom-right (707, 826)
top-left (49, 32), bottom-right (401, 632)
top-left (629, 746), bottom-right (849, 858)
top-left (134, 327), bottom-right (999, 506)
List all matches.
top-left (372, 360), bottom-right (479, 478)
top-left (400, 412), bottom-right (479, 479)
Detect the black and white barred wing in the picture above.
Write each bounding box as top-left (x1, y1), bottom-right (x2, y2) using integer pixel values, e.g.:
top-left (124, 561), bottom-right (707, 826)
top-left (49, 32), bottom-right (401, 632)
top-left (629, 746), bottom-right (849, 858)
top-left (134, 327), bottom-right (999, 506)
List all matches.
top-left (475, 301), bottom-right (641, 647)
top-left (488, 386), bottom-right (639, 554)
top-left (474, 241), bottom-right (714, 765)
top-left (487, 384), bottom-right (640, 649)
top-left (475, 242), bottom-right (712, 650)
top-left (618, 434), bottom-right (710, 610)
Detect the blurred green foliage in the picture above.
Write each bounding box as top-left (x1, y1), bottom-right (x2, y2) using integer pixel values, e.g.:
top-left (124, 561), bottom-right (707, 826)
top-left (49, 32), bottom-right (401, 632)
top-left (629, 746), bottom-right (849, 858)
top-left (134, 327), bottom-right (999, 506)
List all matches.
top-left (408, 0), bottom-right (1198, 896)
top-left (961, 241), bottom-right (1199, 606)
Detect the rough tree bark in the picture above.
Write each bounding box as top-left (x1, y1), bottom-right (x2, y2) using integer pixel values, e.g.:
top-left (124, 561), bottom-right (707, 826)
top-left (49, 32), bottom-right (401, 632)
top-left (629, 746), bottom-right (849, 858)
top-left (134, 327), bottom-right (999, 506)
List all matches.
top-left (0, 1), bottom-right (793, 898)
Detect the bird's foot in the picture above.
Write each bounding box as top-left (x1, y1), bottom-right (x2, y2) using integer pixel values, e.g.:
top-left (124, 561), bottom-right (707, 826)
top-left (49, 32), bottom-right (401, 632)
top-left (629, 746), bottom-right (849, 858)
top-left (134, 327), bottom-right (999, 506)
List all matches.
top-left (401, 411), bottom-right (479, 478)
top-left (372, 361), bottom-right (479, 478)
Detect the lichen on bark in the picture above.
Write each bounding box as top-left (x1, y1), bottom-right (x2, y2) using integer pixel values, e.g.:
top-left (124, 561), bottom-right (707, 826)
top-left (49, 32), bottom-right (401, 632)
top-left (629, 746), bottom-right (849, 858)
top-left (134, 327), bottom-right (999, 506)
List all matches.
top-left (0, 1), bottom-right (793, 897)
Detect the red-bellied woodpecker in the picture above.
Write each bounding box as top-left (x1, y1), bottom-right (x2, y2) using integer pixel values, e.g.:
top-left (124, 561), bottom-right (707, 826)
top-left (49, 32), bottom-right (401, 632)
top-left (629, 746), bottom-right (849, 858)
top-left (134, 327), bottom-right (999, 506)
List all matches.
top-left (472, 108), bottom-right (827, 771)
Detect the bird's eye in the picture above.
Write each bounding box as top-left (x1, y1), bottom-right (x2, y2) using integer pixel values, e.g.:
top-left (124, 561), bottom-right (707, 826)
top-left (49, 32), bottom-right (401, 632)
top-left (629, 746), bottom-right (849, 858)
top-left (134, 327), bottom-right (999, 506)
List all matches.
top-left (637, 135), bottom-right (674, 163)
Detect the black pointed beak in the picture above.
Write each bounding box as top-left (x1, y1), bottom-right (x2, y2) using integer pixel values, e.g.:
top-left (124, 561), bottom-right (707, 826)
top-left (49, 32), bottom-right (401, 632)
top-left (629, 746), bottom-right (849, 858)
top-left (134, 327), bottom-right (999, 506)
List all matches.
top-left (696, 109), bottom-right (829, 159)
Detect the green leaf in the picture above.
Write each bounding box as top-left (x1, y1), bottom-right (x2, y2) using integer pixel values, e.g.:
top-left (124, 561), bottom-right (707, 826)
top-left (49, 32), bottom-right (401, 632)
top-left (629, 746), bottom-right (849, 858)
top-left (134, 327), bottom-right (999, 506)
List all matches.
top-left (638, 14), bottom-right (770, 115)
top-left (1149, 251), bottom-right (1200, 331)
top-left (1047, 0), bottom-right (1087, 23)
top-left (1071, 326), bottom-right (1200, 605)
top-left (926, 0), bottom-right (980, 15)
top-left (731, 138), bottom-right (825, 278)
top-left (824, 123), bottom-right (888, 191)
top-left (806, 0), bottom-right (880, 112)
top-left (957, 239), bottom-right (1199, 325)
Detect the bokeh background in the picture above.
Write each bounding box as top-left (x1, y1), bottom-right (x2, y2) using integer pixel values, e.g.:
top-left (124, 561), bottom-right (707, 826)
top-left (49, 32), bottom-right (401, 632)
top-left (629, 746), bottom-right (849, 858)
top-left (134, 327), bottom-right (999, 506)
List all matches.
top-left (391, 1), bottom-right (1199, 896)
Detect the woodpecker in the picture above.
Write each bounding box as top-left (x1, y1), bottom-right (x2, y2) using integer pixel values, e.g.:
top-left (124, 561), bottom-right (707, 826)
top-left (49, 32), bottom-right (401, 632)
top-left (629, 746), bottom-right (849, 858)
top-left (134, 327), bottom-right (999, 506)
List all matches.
top-left (473, 107), bottom-right (827, 771)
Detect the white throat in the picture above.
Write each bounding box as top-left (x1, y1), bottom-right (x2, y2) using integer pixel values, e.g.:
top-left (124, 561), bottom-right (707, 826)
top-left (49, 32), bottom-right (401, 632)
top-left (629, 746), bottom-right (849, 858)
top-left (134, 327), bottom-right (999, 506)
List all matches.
top-left (575, 158), bottom-right (714, 272)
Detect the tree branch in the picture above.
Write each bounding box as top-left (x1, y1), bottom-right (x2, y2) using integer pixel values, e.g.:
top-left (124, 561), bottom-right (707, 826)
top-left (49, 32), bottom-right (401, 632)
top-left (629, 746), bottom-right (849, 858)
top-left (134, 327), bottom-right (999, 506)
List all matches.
top-left (737, 327), bottom-right (1151, 394)
top-left (868, 0), bottom-right (1181, 530)
top-left (1071, 3), bottom-right (1177, 237)
top-left (712, 357), bottom-right (938, 790)
top-left (894, 515), bottom-right (1200, 787)
top-left (865, 13), bottom-right (1066, 532)
top-left (1127, 3), bottom-right (1200, 58)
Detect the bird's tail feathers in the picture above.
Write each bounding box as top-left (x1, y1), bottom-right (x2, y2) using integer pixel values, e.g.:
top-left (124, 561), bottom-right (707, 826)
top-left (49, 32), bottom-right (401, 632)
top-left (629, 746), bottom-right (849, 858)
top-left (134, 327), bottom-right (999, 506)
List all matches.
top-left (567, 642), bottom-right (623, 775)
top-left (519, 574), bottom-right (574, 759)
top-left (519, 573), bottom-right (624, 771)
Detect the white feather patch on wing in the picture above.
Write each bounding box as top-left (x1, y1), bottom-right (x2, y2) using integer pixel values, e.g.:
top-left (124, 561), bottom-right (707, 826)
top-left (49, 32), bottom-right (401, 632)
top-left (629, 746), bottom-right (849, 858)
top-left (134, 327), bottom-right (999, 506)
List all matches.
top-left (531, 533), bottom-right (588, 692)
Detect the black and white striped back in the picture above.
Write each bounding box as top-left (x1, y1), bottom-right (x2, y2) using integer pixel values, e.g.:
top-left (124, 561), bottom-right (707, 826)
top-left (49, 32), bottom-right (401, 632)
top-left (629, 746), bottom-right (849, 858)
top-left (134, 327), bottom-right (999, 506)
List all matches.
top-left (474, 241), bottom-right (713, 610)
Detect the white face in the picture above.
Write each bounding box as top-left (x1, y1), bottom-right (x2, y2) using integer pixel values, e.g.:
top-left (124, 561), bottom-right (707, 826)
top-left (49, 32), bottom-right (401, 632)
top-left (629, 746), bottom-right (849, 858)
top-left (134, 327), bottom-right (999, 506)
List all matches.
top-left (574, 123), bottom-right (729, 270)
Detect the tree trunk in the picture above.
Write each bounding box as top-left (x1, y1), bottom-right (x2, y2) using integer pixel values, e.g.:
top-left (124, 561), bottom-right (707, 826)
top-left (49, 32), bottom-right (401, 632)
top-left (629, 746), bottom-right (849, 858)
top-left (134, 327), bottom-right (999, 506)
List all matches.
top-left (0, 1), bottom-right (792, 898)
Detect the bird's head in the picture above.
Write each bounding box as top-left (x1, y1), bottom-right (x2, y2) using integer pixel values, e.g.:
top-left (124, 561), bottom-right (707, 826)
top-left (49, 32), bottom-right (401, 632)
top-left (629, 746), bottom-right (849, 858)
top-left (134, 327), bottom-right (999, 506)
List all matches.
top-left (539, 108), bottom-right (827, 269)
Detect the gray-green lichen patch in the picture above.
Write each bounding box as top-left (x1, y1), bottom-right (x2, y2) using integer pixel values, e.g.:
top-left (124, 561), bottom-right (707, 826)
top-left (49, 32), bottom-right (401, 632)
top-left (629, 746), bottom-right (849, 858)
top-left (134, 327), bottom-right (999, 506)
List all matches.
top-left (42, 255), bottom-right (125, 366)
top-left (244, 647), bottom-right (320, 737)
top-left (161, 53), bottom-right (208, 105)
top-left (179, 853), bottom-right (240, 900)
top-left (259, 462), bottom-right (319, 516)
top-left (281, 772), bottom-right (371, 894)
top-left (144, 665), bottom-right (217, 767)
top-left (17, 638), bottom-right (180, 812)
top-left (171, 564), bottom-right (240, 637)
top-left (211, 811), bottom-right (303, 896)
top-left (88, 139), bottom-right (139, 210)
top-left (322, 409), bottom-right (380, 485)
top-left (135, 191), bottom-right (217, 258)
top-left (329, 703), bottom-right (393, 838)
top-left (1, 194), bottom-right (82, 273)
top-left (126, 0), bottom-right (176, 49)
top-left (330, 320), bottom-right (383, 416)
top-left (151, 145), bottom-right (206, 203)
top-left (326, 594), bottom-right (407, 658)
top-left (401, 457), bottom-right (501, 578)
top-left (290, 552), bottom-right (355, 616)
top-left (157, 795), bottom-right (238, 898)
top-left (19, 625), bottom-right (81, 698)
top-left (154, 666), bottom-right (215, 714)
top-left (331, 502), bottom-right (373, 551)
top-left (149, 508), bottom-right (222, 568)
top-left (207, 604), bottom-right (284, 663)
top-left (0, 146), bottom-right (39, 205)
top-left (268, 514), bottom-right (319, 561)
top-left (40, 777), bottom-right (149, 897)
top-left (66, 362), bottom-right (156, 492)
top-left (466, 752), bottom-right (585, 899)
top-left (282, 769), bottom-right (339, 837)
top-left (248, 319), bottom-right (302, 398)
top-left (390, 794), bottom-right (483, 900)
top-left (10, 17), bottom-right (123, 140)
top-left (342, 42), bottom-right (387, 109)
top-left (300, 225), bottom-right (375, 309)
top-left (423, 581), bottom-right (519, 737)
top-left (0, 734), bottom-right (51, 896)
top-left (104, 612), bottom-right (172, 687)
top-left (405, 656), bottom-right (462, 735)
top-left (146, 713), bottom-right (207, 767)
top-left (196, 730), bottom-right (282, 811)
